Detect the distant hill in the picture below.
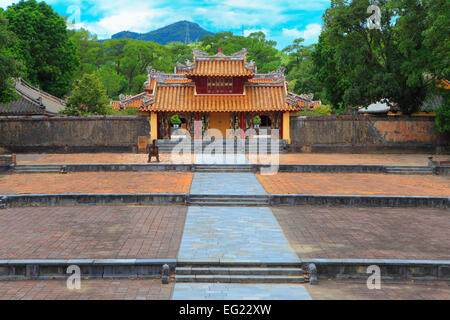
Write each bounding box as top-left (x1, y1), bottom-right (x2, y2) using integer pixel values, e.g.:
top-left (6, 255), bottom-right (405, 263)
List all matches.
top-left (111, 21), bottom-right (214, 44)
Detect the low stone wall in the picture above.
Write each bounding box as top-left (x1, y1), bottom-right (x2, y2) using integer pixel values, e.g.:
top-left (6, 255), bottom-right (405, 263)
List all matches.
top-left (290, 116), bottom-right (449, 153)
top-left (0, 116), bottom-right (150, 153)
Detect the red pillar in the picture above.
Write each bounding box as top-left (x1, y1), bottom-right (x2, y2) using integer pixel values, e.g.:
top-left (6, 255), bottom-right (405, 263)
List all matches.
top-left (240, 112), bottom-right (245, 139)
top-left (280, 112), bottom-right (283, 139)
top-left (195, 113), bottom-right (200, 140)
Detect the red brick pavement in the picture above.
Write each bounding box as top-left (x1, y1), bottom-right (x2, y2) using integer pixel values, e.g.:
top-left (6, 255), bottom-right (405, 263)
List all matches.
top-left (0, 172), bottom-right (193, 195)
top-left (251, 153), bottom-right (449, 165)
top-left (306, 279), bottom-right (450, 300)
top-left (257, 173), bottom-right (450, 197)
top-left (0, 206), bottom-right (187, 259)
top-left (273, 206), bottom-right (450, 260)
top-left (16, 153), bottom-right (193, 164)
top-left (17, 153), bottom-right (449, 166)
top-left (0, 279), bottom-right (447, 300)
top-left (0, 279), bottom-right (173, 300)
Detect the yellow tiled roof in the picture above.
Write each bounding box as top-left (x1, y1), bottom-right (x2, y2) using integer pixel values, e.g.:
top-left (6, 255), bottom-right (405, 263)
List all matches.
top-left (141, 85), bottom-right (298, 112)
top-left (186, 60), bottom-right (255, 78)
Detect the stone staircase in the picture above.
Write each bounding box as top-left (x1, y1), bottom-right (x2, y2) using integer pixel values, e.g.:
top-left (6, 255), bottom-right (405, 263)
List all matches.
top-left (175, 265), bottom-right (307, 284)
top-left (156, 139), bottom-right (287, 154)
top-left (15, 165), bottom-right (62, 174)
top-left (187, 195), bottom-right (269, 207)
top-left (194, 165), bottom-right (254, 173)
top-left (385, 166), bottom-right (433, 175)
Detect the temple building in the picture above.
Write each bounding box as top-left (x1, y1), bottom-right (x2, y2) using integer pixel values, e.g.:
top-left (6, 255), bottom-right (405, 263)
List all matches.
top-left (113, 48), bottom-right (313, 144)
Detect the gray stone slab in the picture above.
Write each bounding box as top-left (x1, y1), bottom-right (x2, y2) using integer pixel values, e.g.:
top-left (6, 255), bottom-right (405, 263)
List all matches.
top-left (190, 173), bottom-right (267, 195)
top-left (172, 283), bottom-right (311, 300)
top-left (178, 206), bottom-right (299, 263)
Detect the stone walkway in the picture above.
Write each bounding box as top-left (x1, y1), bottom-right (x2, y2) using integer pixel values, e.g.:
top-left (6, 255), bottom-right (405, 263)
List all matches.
top-left (190, 173), bottom-right (266, 195)
top-left (178, 207), bottom-right (299, 262)
top-left (172, 283), bottom-right (311, 300)
top-left (175, 171), bottom-right (307, 299)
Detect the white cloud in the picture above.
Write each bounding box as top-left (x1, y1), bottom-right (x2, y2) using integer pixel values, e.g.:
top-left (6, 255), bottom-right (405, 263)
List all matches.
top-left (0, 0), bottom-right (15, 8)
top-left (87, 9), bottom-right (171, 37)
top-left (282, 23), bottom-right (322, 44)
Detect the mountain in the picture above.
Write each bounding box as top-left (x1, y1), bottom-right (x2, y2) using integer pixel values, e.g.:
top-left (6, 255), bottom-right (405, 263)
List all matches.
top-left (111, 21), bottom-right (214, 44)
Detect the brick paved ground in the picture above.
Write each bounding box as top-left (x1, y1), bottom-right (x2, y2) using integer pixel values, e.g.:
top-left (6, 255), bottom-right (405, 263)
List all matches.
top-left (306, 279), bottom-right (450, 300)
top-left (0, 279), bottom-right (447, 300)
top-left (0, 206), bottom-right (187, 259)
top-left (16, 153), bottom-right (193, 164)
top-left (16, 153), bottom-right (449, 166)
top-left (257, 173), bottom-right (450, 196)
top-left (0, 172), bottom-right (193, 195)
top-left (251, 153), bottom-right (449, 165)
top-left (273, 206), bottom-right (450, 260)
top-left (0, 279), bottom-right (173, 300)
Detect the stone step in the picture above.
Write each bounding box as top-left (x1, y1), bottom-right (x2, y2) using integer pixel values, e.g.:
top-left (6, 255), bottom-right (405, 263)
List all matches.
top-left (15, 165), bottom-right (62, 173)
top-left (189, 197), bottom-right (268, 203)
top-left (195, 169), bottom-right (254, 173)
top-left (176, 267), bottom-right (303, 276)
top-left (188, 202), bottom-right (268, 207)
top-left (174, 275), bottom-right (306, 283)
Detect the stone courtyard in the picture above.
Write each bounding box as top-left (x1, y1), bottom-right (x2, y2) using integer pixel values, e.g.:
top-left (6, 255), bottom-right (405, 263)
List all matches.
top-left (0, 153), bottom-right (449, 300)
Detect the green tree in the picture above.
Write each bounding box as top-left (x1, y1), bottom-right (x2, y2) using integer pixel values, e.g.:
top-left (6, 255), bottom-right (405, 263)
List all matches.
top-left (68, 28), bottom-right (103, 80)
top-left (96, 64), bottom-right (127, 99)
top-left (64, 73), bottom-right (109, 115)
top-left (311, 34), bottom-right (348, 108)
top-left (4, 0), bottom-right (79, 97)
top-left (319, 0), bottom-right (433, 114)
top-left (423, 0), bottom-right (450, 81)
top-left (284, 39), bottom-right (322, 100)
top-left (0, 12), bottom-right (22, 103)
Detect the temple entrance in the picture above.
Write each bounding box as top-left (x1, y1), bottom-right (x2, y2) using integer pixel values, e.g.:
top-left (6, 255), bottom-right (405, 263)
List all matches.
top-left (260, 115), bottom-right (272, 129)
top-left (209, 112), bottom-right (231, 138)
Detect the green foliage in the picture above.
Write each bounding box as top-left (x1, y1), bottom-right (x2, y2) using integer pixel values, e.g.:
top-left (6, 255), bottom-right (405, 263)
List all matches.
top-left (435, 94), bottom-right (450, 133)
top-left (170, 114), bottom-right (182, 125)
top-left (95, 65), bottom-right (127, 100)
top-left (103, 105), bottom-right (140, 116)
top-left (4, 0), bottom-right (78, 98)
top-left (63, 73), bottom-right (109, 115)
top-left (316, 0), bottom-right (445, 115)
top-left (200, 32), bottom-right (281, 73)
top-left (297, 105), bottom-right (331, 116)
top-left (253, 116), bottom-right (261, 125)
top-left (0, 13), bottom-right (22, 103)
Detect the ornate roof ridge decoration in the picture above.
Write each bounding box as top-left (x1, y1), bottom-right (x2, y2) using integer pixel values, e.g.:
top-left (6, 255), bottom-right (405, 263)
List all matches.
top-left (119, 92), bottom-right (149, 106)
top-left (287, 92), bottom-right (314, 103)
top-left (193, 48), bottom-right (209, 59)
top-left (231, 48), bottom-right (248, 57)
top-left (267, 67), bottom-right (286, 82)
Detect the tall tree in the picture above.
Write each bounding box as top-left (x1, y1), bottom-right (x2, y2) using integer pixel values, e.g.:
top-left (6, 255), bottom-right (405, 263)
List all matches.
top-left (0, 12), bottom-right (22, 103)
top-left (319, 0), bottom-right (435, 114)
top-left (64, 73), bottom-right (109, 115)
top-left (4, 0), bottom-right (79, 97)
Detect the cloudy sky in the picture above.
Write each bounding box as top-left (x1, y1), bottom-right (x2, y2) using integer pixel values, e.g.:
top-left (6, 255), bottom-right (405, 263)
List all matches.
top-left (0, 0), bottom-right (331, 48)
